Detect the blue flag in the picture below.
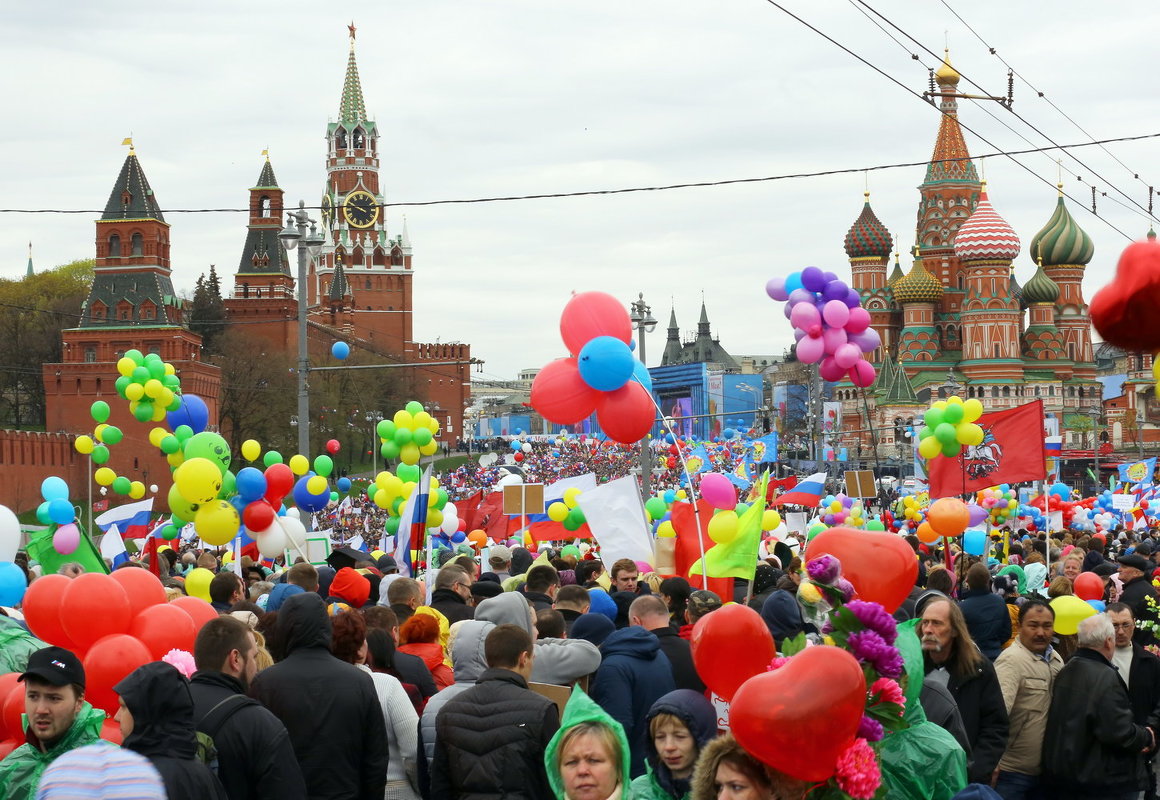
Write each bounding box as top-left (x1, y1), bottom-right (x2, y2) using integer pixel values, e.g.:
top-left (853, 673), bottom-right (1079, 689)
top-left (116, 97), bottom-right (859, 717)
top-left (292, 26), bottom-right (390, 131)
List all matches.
top-left (1118, 458), bottom-right (1156, 484)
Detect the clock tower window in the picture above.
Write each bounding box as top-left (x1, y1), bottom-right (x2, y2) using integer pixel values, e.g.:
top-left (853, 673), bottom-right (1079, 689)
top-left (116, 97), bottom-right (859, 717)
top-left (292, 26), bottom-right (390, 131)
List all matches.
top-left (353, 128), bottom-right (365, 149)
top-left (108, 234), bottom-right (121, 257)
top-left (335, 129), bottom-right (347, 149)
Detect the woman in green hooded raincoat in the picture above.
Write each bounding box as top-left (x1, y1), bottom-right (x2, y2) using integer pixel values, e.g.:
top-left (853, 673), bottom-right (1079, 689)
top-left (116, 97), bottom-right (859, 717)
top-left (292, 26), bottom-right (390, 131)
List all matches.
top-left (545, 686), bottom-right (634, 800)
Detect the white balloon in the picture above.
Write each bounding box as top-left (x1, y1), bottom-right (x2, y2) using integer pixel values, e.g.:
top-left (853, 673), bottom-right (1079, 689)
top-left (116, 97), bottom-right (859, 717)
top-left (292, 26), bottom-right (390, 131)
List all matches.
top-left (444, 502), bottom-right (458, 519)
top-left (498, 473), bottom-right (523, 488)
top-left (285, 507), bottom-right (301, 520)
top-left (279, 515), bottom-right (308, 558)
top-left (521, 442), bottom-right (532, 453)
top-left (255, 521), bottom-right (288, 559)
top-left (440, 513), bottom-right (459, 536)
top-left (149, 484), bottom-right (159, 494)
top-left (0, 504), bottom-right (19, 562)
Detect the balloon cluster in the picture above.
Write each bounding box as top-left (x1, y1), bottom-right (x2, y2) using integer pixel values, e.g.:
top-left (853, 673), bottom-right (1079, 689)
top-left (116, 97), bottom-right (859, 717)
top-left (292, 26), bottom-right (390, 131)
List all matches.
top-left (917, 396), bottom-right (983, 460)
top-left (976, 485), bottom-right (1018, 527)
top-left (0, 505), bottom-right (23, 606)
top-left (113, 349), bottom-right (184, 423)
top-left (375, 401), bottom-right (441, 465)
top-left (766, 267), bottom-right (879, 387)
top-left (546, 487), bottom-right (588, 533)
top-left (509, 437), bottom-right (533, 463)
top-left (818, 492), bottom-right (866, 528)
top-left (531, 292), bottom-right (655, 445)
top-left (77, 402), bottom-right (147, 500)
top-left (894, 492), bottom-right (930, 534)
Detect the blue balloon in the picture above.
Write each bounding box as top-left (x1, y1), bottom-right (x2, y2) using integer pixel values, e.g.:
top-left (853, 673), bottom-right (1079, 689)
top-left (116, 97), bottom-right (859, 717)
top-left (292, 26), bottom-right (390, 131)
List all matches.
top-left (337, 477), bottom-right (352, 492)
top-left (631, 359), bottom-right (653, 393)
top-left (963, 528), bottom-right (987, 556)
top-left (665, 433), bottom-right (676, 444)
top-left (1086, 599), bottom-right (1106, 612)
top-left (577, 336), bottom-right (635, 391)
top-left (664, 489), bottom-right (676, 503)
top-left (332, 341), bottom-right (350, 360)
top-left (236, 467), bottom-right (267, 502)
top-left (292, 476), bottom-right (329, 513)
top-left (784, 271), bottom-right (804, 294)
top-left (41, 476), bottom-right (69, 501)
top-left (451, 531), bottom-right (467, 544)
top-left (47, 497), bottom-right (75, 525)
top-left (723, 428), bottom-right (736, 440)
top-left (167, 394), bottom-right (210, 434)
top-left (0, 562), bottom-right (26, 606)
top-left (229, 495), bottom-right (247, 514)
top-left (510, 440), bottom-right (522, 451)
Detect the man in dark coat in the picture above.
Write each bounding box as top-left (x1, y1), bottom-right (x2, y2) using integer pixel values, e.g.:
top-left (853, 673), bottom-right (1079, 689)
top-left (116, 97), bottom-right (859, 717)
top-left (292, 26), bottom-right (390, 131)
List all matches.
top-left (1109, 602), bottom-right (1160, 799)
top-left (959, 563), bottom-right (1012, 660)
top-left (521, 565), bottom-right (560, 613)
top-left (1117, 553), bottom-right (1159, 647)
top-left (190, 616), bottom-right (306, 800)
top-left (590, 622), bottom-right (677, 777)
top-left (431, 624), bottom-right (559, 799)
top-left (363, 605), bottom-right (438, 701)
top-left (249, 592), bottom-right (388, 800)
top-left (920, 596), bottom-right (1009, 785)
top-left (114, 662), bottom-right (228, 800)
top-left (628, 594), bottom-right (704, 694)
top-left (428, 566), bottom-right (474, 624)
top-left (1043, 613), bottom-right (1154, 800)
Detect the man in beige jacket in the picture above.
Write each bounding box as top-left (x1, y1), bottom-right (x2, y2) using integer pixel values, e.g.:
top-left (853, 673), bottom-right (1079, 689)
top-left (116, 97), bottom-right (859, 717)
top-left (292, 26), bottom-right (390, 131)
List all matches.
top-left (993, 597), bottom-right (1064, 800)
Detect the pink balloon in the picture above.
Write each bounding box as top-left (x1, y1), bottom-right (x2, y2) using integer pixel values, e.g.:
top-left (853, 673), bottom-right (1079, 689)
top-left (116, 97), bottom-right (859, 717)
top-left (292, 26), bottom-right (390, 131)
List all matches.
top-left (699, 473), bottom-right (738, 510)
top-left (834, 342), bottom-right (861, 369)
top-left (849, 360), bottom-right (877, 387)
top-left (845, 306), bottom-right (871, 334)
top-left (818, 356), bottom-right (846, 382)
top-left (796, 334), bottom-right (825, 363)
top-left (821, 326), bottom-right (848, 354)
top-left (766, 277), bottom-right (788, 301)
top-left (53, 523), bottom-right (79, 555)
top-left (822, 300), bottom-right (850, 328)
top-left (849, 327), bottom-right (881, 353)
top-left (789, 302), bottom-right (821, 330)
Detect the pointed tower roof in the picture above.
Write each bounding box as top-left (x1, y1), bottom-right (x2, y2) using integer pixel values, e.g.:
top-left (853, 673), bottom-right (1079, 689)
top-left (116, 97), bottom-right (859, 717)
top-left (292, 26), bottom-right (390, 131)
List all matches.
top-left (661, 306), bottom-right (683, 366)
top-left (872, 352), bottom-right (898, 395)
top-left (339, 25), bottom-right (368, 126)
top-left (885, 360), bottom-right (920, 404)
top-left (102, 152), bottom-right (165, 222)
top-left (1029, 186), bottom-right (1094, 266)
top-left (844, 193), bottom-right (894, 259)
top-left (667, 306), bottom-right (678, 334)
top-left (1023, 259), bottom-right (1061, 304)
top-left (887, 252), bottom-right (905, 285)
top-left (954, 186), bottom-right (1020, 262)
top-left (25, 242), bottom-right (32, 277)
top-left (329, 259), bottom-right (351, 302)
top-left (1010, 274), bottom-right (1027, 310)
top-left (924, 51), bottom-right (979, 186)
top-left (253, 157), bottom-right (279, 190)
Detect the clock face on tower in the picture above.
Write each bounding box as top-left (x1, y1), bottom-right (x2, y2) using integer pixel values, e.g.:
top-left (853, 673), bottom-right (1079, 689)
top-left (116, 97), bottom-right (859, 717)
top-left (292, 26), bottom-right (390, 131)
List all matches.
top-left (321, 195), bottom-right (333, 229)
top-left (343, 190), bottom-right (379, 229)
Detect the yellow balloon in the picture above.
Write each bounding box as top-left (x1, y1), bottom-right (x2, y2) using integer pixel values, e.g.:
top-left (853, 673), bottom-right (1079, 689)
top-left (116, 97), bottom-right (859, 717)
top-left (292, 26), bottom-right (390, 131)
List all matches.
top-left (306, 475), bottom-right (328, 494)
top-left (426, 509), bottom-right (444, 529)
top-left (419, 441), bottom-right (438, 456)
top-left (157, 389), bottom-right (175, 408)
top-left (129, 481), bottom-right (146, 499)
top-left (194, 500), bottom-right (241, 546)
top-left (164, 363), bottom-right (176, 376)
top-left (428, 419), bottom-right (440, 434)
top-left (185, 568), bottom-right (215, 601)
top-left (167, 451), bottom-right (185, 469)
top-left (144, 379), bottom-right (164, 399)
top-left (399, 443), bottom-right (420, 465)
top-left (563, 487), bottom-right (582, 509)
top-left (75, 435), bottom-right (95, 455)
top-left (657, 520), bottom-right (677, 538)
top-left (288, 454), bottom-right (310, 476)
top-left (93, 424), bottom-right (109, 442)
top-left (413, 411), bottom-right (432, 430)
top-left (1050, 594), bottom-right (1097, 635)
top-left (175, 457), bottom-right (223, 504)
top-left (94, 467), bottom-right (116, 486)
top-left (125, 383), bottom-right (145, 402)
top-left (401, 481), bottom-right (417, 498)
top-left (548, 502), bottom-right (569, 522)
top-left (676, 489), bottom-right (688, 500)
top-left (762, 510), bottom-right (782, 531)
top-left (708, 512), bottom-right (739, 544)
top-left (946, 395), bottom-right (963, 406)
top-left (963, 398), bottom-right (984, 423)
top-left (393, 410), bottom-right (414, 429)
top-left (918, 436), bottom-right (942, 459)
top-left (116, 357), bottom-right (137, 377)
top-left (373, 488), bottom-right (392, 509)
top-left (240, 439), bottom-right (261, 462)
top-left (150, 403), bottom-right (167, 422)
top-left (148, 427), bottom-right (168, 448)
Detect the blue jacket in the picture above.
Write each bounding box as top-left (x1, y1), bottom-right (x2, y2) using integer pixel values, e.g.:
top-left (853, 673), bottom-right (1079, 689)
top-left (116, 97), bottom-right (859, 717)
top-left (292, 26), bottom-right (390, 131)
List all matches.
top-left (959, 588), bottom-right (1011, 660)
top-left (589, 627), bottom-right (675, 778)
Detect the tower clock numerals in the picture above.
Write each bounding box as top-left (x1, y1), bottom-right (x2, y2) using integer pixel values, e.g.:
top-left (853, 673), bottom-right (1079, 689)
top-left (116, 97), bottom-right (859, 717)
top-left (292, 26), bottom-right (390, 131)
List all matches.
top-left (343, 190), bottom-right (379, 229)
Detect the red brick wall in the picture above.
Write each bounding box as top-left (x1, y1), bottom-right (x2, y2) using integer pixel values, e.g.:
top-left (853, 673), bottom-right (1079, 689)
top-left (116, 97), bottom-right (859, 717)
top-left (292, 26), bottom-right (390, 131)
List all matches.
top-left (0, 431), bottom-right (87, 513)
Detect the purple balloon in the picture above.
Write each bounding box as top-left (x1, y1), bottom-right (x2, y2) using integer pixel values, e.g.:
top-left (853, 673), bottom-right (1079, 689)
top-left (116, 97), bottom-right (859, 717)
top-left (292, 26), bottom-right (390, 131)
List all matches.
top-left (967, 504), bottom-right (988, 526)
top-left (822, 271), bottom-right (839, 284)
top-left (796, 334), bottom-right (825, 363)
top-left (849, 327), bottom-right (882, 353)
top-left (766, 276), bottom-right (788, 301)
top-left (793, 328), bottom-right (806, 342)
top-left (844, 288), bottom-right (862, 308)
top-left (789, 302), bottom-right (821, 331)
top-left (822, 280), bottom-right (849, 302)
top-left (821, 326), bottom-right (848, 354)
top-left (801, 266), bottom-right (826, 293)
top-left (787, 288), bottom-right (815, 307)
top-left (783, 303), bottom-right (795, 320)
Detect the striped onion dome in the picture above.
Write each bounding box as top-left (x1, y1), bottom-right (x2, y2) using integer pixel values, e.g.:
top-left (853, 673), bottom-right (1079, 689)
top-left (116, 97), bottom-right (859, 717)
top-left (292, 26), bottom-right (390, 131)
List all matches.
top-left (1028, 188), bottom-right (1094, 266)
top-left (954, 187), bottom-right (1021, 262)
top-left (1022, 260), bottom-right (1060, 304)
top-left (892, 257), bottom-right (944, 304)
top-left (844, 193), bottom-right (893, 259)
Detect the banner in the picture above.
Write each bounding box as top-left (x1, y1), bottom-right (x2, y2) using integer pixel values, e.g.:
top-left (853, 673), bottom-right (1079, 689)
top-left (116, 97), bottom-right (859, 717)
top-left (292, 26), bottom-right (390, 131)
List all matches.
top-left (1118, 458), bottom-right (1156, 484)
top-left (927, 400), bottom-right (1047, 498)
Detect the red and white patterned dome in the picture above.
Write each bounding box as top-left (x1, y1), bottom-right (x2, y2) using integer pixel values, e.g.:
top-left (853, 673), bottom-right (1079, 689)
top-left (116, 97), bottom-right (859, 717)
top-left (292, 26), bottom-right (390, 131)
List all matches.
top-left (953, 189), bottom-right (1021, 262)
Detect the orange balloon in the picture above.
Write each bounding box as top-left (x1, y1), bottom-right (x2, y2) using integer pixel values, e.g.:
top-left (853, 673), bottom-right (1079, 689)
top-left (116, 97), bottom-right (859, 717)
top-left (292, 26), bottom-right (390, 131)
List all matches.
top-left (467, 530), bottom-right (488, 549)
top-left (927, 497), bottom-right (970, 537)
top-left (916, 520), bottom-right (941, 544)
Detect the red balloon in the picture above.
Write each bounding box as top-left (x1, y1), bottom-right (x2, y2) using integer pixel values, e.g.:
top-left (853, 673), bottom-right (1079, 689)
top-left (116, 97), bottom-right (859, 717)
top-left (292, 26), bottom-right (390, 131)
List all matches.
top-left (0, 739), bottom-right (16, 760)
top-left (326, 439), bottom-right (341, 455)
top-left (596, 381), bottom-right (655, 445)
top-left (171, 596), bottom-right (218, 635)
top-left (0, 674), bottom-right (20, 739)
top-left (806, 528), bottom-right (918, 614)
top-left (110, 567), bottom-right (166, 618)
top-left (2, 681), bottom-right (25, 742)
top-left (691, 604), bottom-right (776, 701)
top-left (131, 602), bottom-right (198, 660)
top-left (243, 500), bottom-right (277, 532)
top-left (531, 358), bottom-right (600, 425)
top-left (1074, 572), bottom-right (1104, 602)
top-left (61, 574), bottom-right (131, 651)
top-left (514, 453), bottom-right (524, 462)
top-left (264, 463), bottom-right (294, 504)
top-left (83, 634), bottom-right (152, 716)
top-left (559, 291), bottom-right (632, 357)
top-left (22, 574), bottom-right (79, 650)
top-left (730, 646), bottom-right (865, 781)
top-left (100, 718), bottom-right (123, 745)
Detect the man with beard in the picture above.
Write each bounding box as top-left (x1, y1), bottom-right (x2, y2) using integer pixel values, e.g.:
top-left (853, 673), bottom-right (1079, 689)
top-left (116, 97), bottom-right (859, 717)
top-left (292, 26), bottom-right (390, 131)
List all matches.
top-left (190, 616), bottom-right (305, 800)
top-left (920, 597), bottom-right (1009, 785)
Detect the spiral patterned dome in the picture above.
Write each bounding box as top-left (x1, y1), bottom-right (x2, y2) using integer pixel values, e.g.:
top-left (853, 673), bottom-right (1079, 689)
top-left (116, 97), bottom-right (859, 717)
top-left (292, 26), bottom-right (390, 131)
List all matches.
top-left (1029, 190), bottom-right (1094, 266)
top-left (954, 188), bottom-right (1021, 262)
top-left (844, 193), bottom-right (893, 260)
top-left (1022, 261), bottom-right (1060, 304)
top-left (892, 257), bottom-right (944, 304)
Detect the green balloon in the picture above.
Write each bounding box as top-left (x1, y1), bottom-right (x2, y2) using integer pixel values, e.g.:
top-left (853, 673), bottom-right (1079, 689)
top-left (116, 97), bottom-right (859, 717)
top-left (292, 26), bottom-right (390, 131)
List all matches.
top-left (166, 395), bottom-right (183, 412)
top-left (376, 419), bottom-right (396, 439)
top-left (943, 403), bottom-right (964, 425)
top-left (112, 476), bottom-right (132, 495)
top-left (568, 506), bottom-right (586, 525)
top-left (391, 496), bottom-right (404, 515)
top-left (143, 352), bottom-right (162, 364)
top-left (381, 441), bottom-right (400, 461)
top-left (918, 426), bottom-right (933, 441)
top-left (435, 488), bottom-right (448, 510)
top-left (168, 484), bottom-right (199, 520)
top-left (133, 402), bottom-right (153, 422)
top-left (263, 450), bottom-right (283, 467)
top-left (807, 523), bottom-right (826, 541)
top-left (101, 426), bottom-right (123, 445)
top-left (147, 359), bottom-right (166, 379)
top-left (412, 428), bottom-right (433, 447)
top-left (924, 408), bottom-right (944, 429)
top-left (735, 502), bottom-right (750, 515)
top-left (183, 431), bottom-right (231, 474)
top-left (161, 525), bottom-right (179, 541)
top-left (162, 374), bottom-right (181, 390)
top-left (405, 401), bottom-right (424, 416)
top-left (131, 366), bottom-right (150, 383)
top-left (867, 520), bottom-right (886, 531)
top-left (385, 516), bottom-right (400, 535)
top-left (934, 422), bottom-right (958, 445)
top-left (90, 401), bottom-right (110, 424)
top-left (36, 502), bottom-right (51, 525)
top-left (174, 425), bottom-right (194, 442)
top-left (329, 491), bottom-right (339, 502)
top-left (218, 470), bottom-right (237, 498)
top-left (394, 428), bottom-right (413, 446)
top-left (941, 439), bottom-right (961, 457)
top-left (561, 545), bottom-right (580, 559)
top-left (114, 376), bottom-right (132, 398)
top-left (397, 463), bottom-right (420, 484)
top-left (563, 516), bottom-right (581, 532)
top-left (160, 435), bottom-right (180, 455)
top-left (92, 445), bottom-right (110, 464)
top-left (644, 497), bottom-right (667, 519)
top-left (314, 455), bottom-right (334, 478)
top-left (124, 349), bottom-right (144, 365)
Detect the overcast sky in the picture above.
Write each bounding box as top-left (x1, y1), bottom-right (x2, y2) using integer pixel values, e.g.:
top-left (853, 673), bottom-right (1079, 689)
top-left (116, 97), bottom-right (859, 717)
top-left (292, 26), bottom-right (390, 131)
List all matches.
top-left (3, 1), bottom-right (1158, 380)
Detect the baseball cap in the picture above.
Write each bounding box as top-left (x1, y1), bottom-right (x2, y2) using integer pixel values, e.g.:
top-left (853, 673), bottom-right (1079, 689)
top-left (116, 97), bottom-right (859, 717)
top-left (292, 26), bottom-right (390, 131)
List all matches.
top-left (488, 545), bottom-right (513, 566)
top-left (20, 646), bottom-right (85, 688)
top-left (687, 590), bottom-right (723, 617)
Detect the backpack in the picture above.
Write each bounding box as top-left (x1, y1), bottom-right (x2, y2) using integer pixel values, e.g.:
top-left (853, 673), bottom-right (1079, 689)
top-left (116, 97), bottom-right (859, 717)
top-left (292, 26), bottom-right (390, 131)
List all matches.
top-left (195, 694), bottom-right (258, 776)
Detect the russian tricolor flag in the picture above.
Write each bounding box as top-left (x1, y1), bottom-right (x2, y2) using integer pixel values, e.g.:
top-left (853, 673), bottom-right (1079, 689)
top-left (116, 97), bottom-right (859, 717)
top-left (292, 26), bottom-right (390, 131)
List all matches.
top-left (769, 472), bottom-right (828, 507)
top-left (393, 465), bottom-right (432, 578)
top-left (94, 499), bottom-right (154, 538)
top-left (99, 523), bottom-right (130, 568)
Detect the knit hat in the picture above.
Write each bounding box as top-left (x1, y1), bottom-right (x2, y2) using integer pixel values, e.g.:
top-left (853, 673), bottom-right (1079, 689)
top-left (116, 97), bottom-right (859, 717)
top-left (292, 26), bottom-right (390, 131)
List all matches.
top-left (570, 613), bottom-right (615, 647)
top-left (329, 567), bottom-right (371, 608)
top-left (38, 744), bottom-right (165, 799)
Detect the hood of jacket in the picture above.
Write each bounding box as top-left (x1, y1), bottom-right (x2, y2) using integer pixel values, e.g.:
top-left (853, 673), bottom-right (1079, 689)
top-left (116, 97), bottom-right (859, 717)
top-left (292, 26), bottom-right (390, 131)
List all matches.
top-left (474, 591), bottom-right (534, 635)
top-left (600, 626), bottom-right (661, 661)
top-left (760, 589), bottom-right (804, 644)
top-left (330, 567), bottom-right (371, 608)
top-left (1023, 562), bottom-right (1047, 595)
top-left (510, 547), bottom-right (535, 577)
top-left (265, 582), bottom-right (305, 612)
top-left (450, 620), bottom-right (493, 682)
top-left (400, 641), bottom-right (447, 674)
top-left (278, 591), bottom-right (332, 654)
top-left (19, 701), bottom-right (105, 759)
top-left (115, 661), bottom-right (199, 760)
top-left (642, 689), bottom-right (718, 798)
top-left (315, 565), bottom-right (336, 598)
top-left (690, 734), bottom-right (751, 800)
top-left (545, 686), bottom-right (631, 800)
top-left (897, 619), bottom-right (931, 726)
top-left (996, 564), bottom-right (1027, 595)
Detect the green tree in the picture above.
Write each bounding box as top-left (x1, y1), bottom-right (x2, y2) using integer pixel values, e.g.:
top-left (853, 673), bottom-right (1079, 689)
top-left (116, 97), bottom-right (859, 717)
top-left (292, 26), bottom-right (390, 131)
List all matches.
top-left (213, 328), bottom-right (297, 462)
top-left (189, 265), bottom-right (227, 355)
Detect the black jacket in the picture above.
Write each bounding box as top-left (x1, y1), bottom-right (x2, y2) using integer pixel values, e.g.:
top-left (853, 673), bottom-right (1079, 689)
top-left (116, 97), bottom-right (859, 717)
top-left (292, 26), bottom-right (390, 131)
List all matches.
top-left (430, 668), bottom-right (560, 800)
top-left (1121, 576), bottom-right (1160, 647)
top-left (114, 662), bottom-right (228, 800)
top-left (522, 591), bottom-right (555, 613)
top-left (1125, 643), bottom-right (1160, 731)
top-left (395, 650), bottom-right (438, 700)
top-left (429, 588), bottom-right (474, 625)
top-left (189, 670), bottom-right (306, 800)
top-left (925, 652), bottom-right (1008, 783)
top-left (249, 593), bottom-right (388, 800)
top-left (1043, 648), bottom-right (1150, 796)
top-left (959, 588), bottom-right (1012, 661)
top-left (649, 626), bottom-right (705, 694)
top-left (559, 607), bottom-right (582, 634)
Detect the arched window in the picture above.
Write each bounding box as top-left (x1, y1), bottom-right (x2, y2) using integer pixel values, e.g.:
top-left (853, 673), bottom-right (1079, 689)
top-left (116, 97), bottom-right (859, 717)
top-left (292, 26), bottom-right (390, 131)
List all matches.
top-left (108, 234), bottom-right (121, 257)
top-left (131, 233), bottom-right (144, 256)
top-left (353, 128), bottom-right (365, 149)
top-left (335, 129), bottom-right (347, 149)
top-left (1002, 386), bottom-right (1011, 397)
top-left (364, 279), bottom-right (372, 290)
top-left (259, 196), bottom-right (271, 216)
top-left (242, 283), bottom-right (249, 298)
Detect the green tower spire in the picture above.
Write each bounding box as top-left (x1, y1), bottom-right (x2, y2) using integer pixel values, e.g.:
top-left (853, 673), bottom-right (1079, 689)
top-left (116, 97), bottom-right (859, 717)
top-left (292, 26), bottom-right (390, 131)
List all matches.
top-left (339, 23), bottom-right (367, 125)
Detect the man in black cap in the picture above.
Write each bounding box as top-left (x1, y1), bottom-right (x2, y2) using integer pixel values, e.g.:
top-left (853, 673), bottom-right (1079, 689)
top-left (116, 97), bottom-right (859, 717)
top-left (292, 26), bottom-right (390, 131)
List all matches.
top-left (0, 646), bottom-right (106, 800)
top-left (1117, 552), bottom-right (1159, 647)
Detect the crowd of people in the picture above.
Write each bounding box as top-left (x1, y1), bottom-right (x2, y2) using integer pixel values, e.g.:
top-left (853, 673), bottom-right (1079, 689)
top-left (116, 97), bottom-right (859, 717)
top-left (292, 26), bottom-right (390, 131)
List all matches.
top-left (4, 519), bottom-right (1160, 799)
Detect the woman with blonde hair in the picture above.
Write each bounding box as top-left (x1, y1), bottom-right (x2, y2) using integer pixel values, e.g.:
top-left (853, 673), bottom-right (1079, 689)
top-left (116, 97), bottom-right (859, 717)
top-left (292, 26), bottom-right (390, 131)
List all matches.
top-left (546, 687), bottom-right (631, 800)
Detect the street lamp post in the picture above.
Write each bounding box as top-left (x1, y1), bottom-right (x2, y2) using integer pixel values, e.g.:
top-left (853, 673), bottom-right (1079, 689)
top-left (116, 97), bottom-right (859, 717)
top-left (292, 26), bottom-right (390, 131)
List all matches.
top-left (629, 293), bottom-right (658, 496)
top-left (366, 411), bottom-right (383, 477)
top-left (279, 202), bottom-right (326, 459)
top-left (1089, 407), bottom-right (1102, 491)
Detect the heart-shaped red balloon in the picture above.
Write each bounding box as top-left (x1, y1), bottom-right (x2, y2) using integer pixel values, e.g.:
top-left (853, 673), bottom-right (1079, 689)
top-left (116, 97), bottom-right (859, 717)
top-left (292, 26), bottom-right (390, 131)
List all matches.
top-left (691, 603), bottom-right (775, 701)
top-left (1090, 240), bottom-right (1160, 351)
top-left (730, 646), bottom-right (866, 781)
top-left (806, 527), bottom-right (918, 613)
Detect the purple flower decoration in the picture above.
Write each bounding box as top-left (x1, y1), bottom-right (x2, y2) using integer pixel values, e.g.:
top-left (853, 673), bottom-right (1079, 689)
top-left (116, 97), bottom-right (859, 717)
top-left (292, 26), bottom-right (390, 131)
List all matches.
top-left (836, 577), bottom-right (857, 603)
top-left (846, 630), bottom-right (904, 679)
top-left (806, 554), bottom-right (842, 585)
top-left (846, 599), bottom-right (898, 645)
top-left (857, 714), bottom-right (884, 742)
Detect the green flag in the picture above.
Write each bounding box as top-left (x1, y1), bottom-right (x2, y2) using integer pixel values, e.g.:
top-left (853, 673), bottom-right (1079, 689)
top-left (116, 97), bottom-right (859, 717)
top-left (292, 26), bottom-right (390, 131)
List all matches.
top-left (691, 472), bottom-right (769, 581)
top-left (25, 526), bottom-right (110, 575)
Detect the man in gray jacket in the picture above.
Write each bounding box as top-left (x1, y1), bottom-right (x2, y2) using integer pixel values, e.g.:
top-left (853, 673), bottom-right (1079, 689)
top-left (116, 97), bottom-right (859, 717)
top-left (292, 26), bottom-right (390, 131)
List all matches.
top-left (474, 592), bottom-right (601, 686)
